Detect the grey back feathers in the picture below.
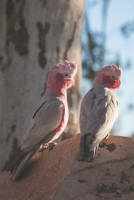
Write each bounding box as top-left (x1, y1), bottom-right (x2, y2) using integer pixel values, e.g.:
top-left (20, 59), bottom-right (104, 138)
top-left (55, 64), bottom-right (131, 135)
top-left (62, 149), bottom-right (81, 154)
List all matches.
top-left (80, 85), bottom-right (119, 138)
top-left (8, 90), bottom-right (65, 180)
top-left (21, 95), bottom-right (64, 151)
top-left (78, 85), bottom-right (119, 162)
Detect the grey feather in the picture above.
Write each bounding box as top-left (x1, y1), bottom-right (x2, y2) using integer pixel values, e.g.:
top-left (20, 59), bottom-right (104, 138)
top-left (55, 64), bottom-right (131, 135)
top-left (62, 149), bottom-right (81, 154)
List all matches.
top-left (9, 90), bottom-right (65, 180)
top-left (21, 94), bottom-right (64, 151)
top-left (10, 150), bottom-right (36, 181)
top-left (78, 85), bottom-right (119, 162)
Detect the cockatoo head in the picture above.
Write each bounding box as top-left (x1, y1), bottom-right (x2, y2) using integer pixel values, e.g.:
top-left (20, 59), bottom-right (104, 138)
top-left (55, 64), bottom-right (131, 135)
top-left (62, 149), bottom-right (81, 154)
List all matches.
top-left (94, 64), bottom-right (122, 89)
top-left (47, 60), bottom-right (77, 92)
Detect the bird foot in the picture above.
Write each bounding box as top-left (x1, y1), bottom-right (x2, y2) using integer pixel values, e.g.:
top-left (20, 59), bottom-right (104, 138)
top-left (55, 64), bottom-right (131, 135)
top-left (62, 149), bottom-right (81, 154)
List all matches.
top-left (38, 142), bottom-right (57, 153)
top-left (105, 133), bottom-right (110, 140)
top-left (48, 142), bottom-right (57, 151)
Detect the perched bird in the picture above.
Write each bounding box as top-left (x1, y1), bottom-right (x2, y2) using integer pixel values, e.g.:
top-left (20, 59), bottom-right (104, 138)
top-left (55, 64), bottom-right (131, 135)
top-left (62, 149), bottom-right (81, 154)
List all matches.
top-left (77, 64), bottom-right (122, 162)
top-left (9, 60), bottom-right (77, 180)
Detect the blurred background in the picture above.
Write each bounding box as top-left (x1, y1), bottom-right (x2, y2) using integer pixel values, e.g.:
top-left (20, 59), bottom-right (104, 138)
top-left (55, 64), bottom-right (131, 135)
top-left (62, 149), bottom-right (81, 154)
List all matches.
top-left (82, 0), bottom-right (134, 137)
top-left (0, 0), bottom-right (133, 171)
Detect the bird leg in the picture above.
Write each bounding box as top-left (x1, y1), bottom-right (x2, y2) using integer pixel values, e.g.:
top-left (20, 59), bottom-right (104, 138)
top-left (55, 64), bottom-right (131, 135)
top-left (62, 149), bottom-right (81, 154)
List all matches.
top-left (38, 142), bottom-right (57, 153)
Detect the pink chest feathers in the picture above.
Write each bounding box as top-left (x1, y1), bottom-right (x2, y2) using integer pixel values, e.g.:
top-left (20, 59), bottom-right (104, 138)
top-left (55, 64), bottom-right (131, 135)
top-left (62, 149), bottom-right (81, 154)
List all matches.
top-left (54, 102), bottom-right (68, 137)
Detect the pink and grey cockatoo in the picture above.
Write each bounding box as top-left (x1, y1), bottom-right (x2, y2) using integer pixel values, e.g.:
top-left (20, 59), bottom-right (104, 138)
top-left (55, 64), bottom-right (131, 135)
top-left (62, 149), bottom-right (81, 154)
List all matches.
top-left (77, 64), bottom-right (122, 162)
top-left (9, 60), bottom-right (77, 180)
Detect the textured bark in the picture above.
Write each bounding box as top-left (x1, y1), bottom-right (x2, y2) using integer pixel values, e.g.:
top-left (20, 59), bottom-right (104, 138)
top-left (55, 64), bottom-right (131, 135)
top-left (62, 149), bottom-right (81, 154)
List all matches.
top-left (0, 0), bottom-right (84, 171)
top-left (0, 135), bottom-right (134, 200)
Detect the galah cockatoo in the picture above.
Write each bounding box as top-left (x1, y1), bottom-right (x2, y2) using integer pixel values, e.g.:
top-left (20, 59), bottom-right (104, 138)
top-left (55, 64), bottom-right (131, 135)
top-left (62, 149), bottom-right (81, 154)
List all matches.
top-left (9, 60), bottom-right (77, 180)
top-left (77, 64), bottom-right (122, 162)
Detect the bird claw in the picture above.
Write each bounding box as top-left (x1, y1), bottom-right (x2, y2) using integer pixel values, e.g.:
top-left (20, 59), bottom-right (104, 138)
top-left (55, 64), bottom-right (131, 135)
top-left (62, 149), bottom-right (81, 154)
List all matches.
top-left (48, 142), bottom-right (57, 151)
top-left (38, 142), bottom-right (57, 153)
top-left (105, 133), bottom-right (110, 140)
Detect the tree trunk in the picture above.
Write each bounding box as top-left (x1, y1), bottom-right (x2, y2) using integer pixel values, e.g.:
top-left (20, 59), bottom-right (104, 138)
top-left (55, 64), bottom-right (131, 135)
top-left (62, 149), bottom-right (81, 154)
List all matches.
top-left (0, 0), bottom-right (84, 171)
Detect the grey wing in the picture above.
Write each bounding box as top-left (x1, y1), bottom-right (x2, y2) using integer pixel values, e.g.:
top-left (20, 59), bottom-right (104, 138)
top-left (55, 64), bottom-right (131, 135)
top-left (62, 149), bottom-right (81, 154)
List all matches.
top-left (21, 96), bottom-right (64, 151)
top-left (80, 85), bottom-right (119, 149)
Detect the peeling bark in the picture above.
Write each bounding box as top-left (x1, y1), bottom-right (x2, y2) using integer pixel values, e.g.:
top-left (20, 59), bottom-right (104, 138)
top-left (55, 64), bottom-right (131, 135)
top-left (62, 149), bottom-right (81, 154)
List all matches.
top-left (0, 0), bottom-right (84, 171)
top-left (36, 21), bottom-right (50, 68)
top-left (6, 0), bottom-right (29, 56)
top-left (63, 21), bottom-right (77, 60)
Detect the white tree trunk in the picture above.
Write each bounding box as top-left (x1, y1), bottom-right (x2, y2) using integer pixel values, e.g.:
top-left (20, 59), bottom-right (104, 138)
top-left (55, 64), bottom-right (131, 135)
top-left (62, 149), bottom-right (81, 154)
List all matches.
top-left (0, 0), bottom-right (84, 171)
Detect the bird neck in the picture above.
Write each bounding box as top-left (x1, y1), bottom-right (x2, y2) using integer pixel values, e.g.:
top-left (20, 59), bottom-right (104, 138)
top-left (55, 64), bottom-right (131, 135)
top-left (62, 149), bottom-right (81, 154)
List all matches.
top-left (46, 72), bottom-right (67, 99)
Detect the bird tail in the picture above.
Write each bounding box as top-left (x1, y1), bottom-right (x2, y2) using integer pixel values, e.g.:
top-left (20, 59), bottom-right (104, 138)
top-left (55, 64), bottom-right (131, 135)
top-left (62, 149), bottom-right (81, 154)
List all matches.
top-left (85, 145), bottom-right (99, 162)
top-left (10, 150), bottom-right (36, 181)
top-left (77, 134), bottom-right (99, 162)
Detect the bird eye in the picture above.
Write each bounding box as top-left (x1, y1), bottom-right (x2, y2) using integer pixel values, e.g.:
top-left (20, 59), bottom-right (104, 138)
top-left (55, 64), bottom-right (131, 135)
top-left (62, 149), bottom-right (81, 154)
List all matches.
top-left (64, 73), bottom-right (69, 78)
top-left (111, 76), bottom-right (115, 79)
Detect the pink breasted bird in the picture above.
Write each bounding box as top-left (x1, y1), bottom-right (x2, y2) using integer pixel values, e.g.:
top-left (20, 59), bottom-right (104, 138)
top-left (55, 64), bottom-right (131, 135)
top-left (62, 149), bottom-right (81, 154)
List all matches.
top-left (9, 60), bottom-right (77, 180)
top-left (77, 64), bottom-right (122, 162)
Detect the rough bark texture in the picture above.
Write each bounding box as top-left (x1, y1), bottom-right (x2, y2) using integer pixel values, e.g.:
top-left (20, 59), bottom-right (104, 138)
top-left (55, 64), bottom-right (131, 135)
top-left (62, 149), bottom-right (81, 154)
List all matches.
top-left (0, 134), bottom-right (134, 200)
top-left (0, 0), bottom-right (84, 171)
